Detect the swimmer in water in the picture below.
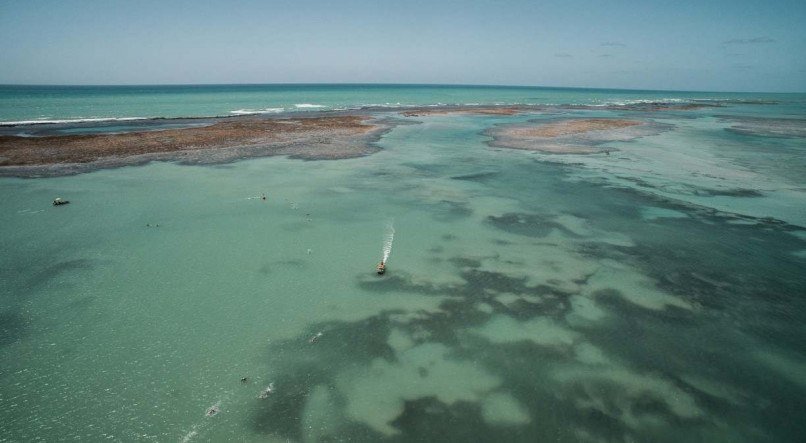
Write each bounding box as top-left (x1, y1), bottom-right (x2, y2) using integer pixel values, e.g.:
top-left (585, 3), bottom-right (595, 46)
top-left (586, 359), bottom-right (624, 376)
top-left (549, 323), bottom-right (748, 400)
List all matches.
top-left (261, 194), bottom-right (266, 201)
top-left (205, 404), bottom-right (220, 417)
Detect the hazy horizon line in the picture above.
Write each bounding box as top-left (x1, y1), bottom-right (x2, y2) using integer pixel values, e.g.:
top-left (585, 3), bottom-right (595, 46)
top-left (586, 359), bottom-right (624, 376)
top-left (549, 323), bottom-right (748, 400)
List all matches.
top-left (0, 82), bottom-right (802, 95)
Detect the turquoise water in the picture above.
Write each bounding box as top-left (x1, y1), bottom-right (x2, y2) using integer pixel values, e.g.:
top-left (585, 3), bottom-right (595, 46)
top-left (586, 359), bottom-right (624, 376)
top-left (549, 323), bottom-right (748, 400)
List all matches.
top-left (1, 86), bottom-right (806, 441)
top-left (1, 84), bottom-right (803, 124)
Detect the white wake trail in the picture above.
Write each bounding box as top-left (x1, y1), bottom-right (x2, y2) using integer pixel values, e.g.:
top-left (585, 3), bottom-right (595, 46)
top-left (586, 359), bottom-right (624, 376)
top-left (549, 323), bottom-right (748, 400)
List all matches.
top-left (382, 222), bottom-right (395, 263)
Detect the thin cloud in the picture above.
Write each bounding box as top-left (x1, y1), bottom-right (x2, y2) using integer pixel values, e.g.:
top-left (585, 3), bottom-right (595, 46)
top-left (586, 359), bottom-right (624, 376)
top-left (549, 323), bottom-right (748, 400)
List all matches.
top-left (722, 37), bottom-right (775, 45)
top-left (601, 41), bottom-right (626, 47)
top-left (554, 53), bottom-right (573, 58)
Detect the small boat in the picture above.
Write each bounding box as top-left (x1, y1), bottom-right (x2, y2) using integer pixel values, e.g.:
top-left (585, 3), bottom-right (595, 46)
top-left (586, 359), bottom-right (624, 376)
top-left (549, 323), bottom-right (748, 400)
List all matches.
top-left (308, 331), bottom-right (323, 344)
top-left (376, 261), bottom-right (386, 275)
top-left (52, 198), bottom-right (70, 206)
top-left (205, 404), bottom-right (220, 417)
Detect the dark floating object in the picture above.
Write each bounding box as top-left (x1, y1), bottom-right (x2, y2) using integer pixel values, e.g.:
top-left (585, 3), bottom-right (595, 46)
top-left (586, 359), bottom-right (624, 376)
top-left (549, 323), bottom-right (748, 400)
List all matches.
top-left (205, 404), bottom-right (220, 417)
top-left (309, 332), bottom-right (323, 344)
top-left (376, 261), bottom-right (386, 275)
top-left (52, 198), bottom-right (70, 206)
top-left (240, 377), bottom-right (249, 384)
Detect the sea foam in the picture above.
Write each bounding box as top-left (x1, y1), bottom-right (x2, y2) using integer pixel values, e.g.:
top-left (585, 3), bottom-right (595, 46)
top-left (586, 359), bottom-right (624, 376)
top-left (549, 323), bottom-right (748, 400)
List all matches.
top-left (229, 108), bottom-right (284, 115)
top-left (0, 117), bottom-right (148, 126)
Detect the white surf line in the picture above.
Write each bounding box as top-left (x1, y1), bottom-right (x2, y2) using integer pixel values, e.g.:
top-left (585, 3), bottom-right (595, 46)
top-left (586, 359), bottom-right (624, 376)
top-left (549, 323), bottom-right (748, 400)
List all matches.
top-left (0, 117), bottom-right (148, 126)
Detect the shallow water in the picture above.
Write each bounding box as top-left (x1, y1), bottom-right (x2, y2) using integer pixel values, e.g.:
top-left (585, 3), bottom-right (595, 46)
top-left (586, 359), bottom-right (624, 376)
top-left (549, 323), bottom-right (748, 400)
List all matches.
top-left (1, 98), bottom-right (805, 442)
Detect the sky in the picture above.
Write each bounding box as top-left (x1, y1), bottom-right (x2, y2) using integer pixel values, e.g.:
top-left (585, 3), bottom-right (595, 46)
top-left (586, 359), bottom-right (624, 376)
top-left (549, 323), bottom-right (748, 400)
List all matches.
top-left (1, 0), bottom-right (805, 92)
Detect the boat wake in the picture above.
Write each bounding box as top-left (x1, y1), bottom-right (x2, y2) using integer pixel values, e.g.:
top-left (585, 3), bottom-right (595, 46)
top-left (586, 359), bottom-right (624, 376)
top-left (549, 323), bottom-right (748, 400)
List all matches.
top-left (382, 221), bottom-right (395, 263)
top-left (180, 391), bottom-right (232, 442)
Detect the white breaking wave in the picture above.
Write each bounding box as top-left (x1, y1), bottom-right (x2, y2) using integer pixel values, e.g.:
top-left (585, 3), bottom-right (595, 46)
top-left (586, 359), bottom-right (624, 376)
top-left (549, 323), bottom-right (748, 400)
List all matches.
top-left (589, 98), bottom-right (691, 107)
top-left (294, 103), bottom-right (326, 109)
top-left (381, 221), bottom-right (395, 263)
top-left (0, 117), bottom-right (148, 126)
top-left (229, 108), bottom-right (284, 115)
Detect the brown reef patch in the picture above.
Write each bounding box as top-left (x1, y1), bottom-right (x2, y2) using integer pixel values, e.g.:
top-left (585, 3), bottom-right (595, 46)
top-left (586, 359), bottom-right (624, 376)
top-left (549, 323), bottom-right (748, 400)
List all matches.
top-left (486, 118), bottom-right (656, 154)
top-left (507, 119), bottom-right (640, 138)
top-left (0, 115), bottom-right (388, 176)
top-left (567, 102), bottom-right (722, 112)
top-left (402, 107), bottom-right (524, 117)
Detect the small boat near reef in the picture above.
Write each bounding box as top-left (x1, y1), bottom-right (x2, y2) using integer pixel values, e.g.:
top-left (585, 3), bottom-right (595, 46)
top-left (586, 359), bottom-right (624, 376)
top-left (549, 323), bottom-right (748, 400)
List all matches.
top-left (52, 197), bottom-right (70, 206)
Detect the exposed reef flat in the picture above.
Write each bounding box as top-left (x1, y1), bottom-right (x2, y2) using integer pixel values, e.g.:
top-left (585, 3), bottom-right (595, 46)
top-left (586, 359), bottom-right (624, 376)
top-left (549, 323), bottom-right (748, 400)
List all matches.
top-left (572, 102), bottom-right (723, 112)
top-left (0, 115), bottom-right (388, 177)
top-left (0, 101), bottom-right (749, 177)
top-left (486, 118), bottom-right (662, 154)
top-left (398, 101), bottom-right (720, 116)
top-left (510, 119), bottom-right (640, 138)
top-left (401, 106), bottom-right (526, 117)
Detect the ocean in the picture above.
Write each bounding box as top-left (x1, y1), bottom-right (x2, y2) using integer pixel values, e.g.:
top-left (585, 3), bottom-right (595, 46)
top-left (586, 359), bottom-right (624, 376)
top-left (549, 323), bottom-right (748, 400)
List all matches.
top-left (1, 84), bottom-right (805, 442)
top-left (1, 83), bottom-right (802, 125)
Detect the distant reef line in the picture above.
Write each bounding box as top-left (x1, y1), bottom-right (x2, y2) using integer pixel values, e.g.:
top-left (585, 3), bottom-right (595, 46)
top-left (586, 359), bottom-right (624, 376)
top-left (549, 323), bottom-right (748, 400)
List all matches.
top-left (0, 102), bottom-right (724, 177)
top-left (0, 115), bottom-right (396, 177)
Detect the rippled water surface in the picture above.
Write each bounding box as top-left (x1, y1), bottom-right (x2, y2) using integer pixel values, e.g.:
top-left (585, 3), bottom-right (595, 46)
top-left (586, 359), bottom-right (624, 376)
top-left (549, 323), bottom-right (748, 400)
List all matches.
top-left (1, 97), bottom-right (805, 442)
